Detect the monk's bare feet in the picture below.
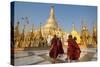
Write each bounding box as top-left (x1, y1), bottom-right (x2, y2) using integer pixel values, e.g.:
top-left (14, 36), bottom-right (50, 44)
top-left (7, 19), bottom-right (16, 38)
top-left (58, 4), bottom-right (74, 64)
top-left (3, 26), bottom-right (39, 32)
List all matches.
top-left (68, 60), bottom-right (71, 63)
top-left (52, 61), bottom-right (56, 64)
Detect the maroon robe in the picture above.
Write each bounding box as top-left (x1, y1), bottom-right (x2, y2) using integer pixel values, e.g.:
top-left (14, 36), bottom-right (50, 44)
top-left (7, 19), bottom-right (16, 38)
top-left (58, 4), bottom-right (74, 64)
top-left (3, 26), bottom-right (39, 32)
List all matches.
top-left (49, 38), bottom-right (58, 58)
top-left (67, 39), bottom-right (75, 60)
top-left (73, 40), bottom-right (81, 60)
top-left (57, 38), bottom-right (64, 54)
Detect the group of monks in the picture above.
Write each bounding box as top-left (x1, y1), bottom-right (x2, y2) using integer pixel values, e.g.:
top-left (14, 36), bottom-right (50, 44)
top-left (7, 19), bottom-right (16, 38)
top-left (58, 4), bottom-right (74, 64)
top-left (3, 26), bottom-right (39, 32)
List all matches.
top-left (49, 35), bottom-right (81, 63)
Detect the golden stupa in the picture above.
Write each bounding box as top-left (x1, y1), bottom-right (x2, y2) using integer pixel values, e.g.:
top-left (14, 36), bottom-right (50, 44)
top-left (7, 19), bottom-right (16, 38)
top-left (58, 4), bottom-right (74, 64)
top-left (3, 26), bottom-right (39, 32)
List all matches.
top-left (80, 24), bottom-right (90, 48)
top-left (41, 6), bottom-right (63, 37)
top-left (71, 23), bottom-right (81, 44)
top-left (92, 24), bottom-right (97, 48)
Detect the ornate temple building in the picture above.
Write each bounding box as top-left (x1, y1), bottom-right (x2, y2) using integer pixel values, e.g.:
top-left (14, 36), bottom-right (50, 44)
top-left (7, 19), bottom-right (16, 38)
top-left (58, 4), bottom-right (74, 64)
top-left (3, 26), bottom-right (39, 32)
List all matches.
top-left (80, 24), bottom-right (90, 48)
top-left (13, 6), bottom-right (97, 49)
top-left (92, 24), bottom-right (97, 48)
top-left (34, 6), bottom-right (66, 47)
top-left (14, 21), bottom-right (20, 48)
top-left (71, 23), bottom-right (81, 44)
top-left (43, 6), bottom-right (58, 30)
top-left (41, 6), bottom-right (64, 38)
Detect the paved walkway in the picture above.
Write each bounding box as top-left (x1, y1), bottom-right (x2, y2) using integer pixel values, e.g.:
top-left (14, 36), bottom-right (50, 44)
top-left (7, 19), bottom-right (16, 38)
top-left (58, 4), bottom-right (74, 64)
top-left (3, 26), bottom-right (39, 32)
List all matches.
top-left (13, 48), bottom-right (97, 66)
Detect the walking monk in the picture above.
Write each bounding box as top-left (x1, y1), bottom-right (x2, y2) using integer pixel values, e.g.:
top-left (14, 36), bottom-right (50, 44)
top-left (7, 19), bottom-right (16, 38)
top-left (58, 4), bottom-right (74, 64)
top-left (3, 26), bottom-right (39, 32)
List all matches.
top-left (66, 35), bottom-right (75, 62)
top-left (73, 37), bottom-right (81, 61)
top-left (57, 37), bottom-right (64, 57)
top-left (49, 35), bottom-right (58, 63)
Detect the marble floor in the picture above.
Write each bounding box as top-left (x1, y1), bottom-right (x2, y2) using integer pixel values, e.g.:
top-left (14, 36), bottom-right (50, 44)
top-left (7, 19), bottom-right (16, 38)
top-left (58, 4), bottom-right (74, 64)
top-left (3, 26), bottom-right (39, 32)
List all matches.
top-left (13, 48), bottom-right (97, 66)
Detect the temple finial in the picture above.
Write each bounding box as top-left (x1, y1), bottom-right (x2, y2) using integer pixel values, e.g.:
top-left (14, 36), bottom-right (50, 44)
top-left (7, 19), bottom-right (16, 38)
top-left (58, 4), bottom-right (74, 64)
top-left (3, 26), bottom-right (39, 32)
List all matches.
top-left (72, 21), bottom-right (75, 31)
top-left (50, 5), bottom-right (55, 18)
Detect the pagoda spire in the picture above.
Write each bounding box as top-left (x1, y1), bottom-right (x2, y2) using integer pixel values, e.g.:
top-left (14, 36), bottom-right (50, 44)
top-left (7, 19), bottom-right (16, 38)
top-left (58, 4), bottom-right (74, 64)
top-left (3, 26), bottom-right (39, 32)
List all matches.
top-left (93, 22), bottom-right (97, 33)
top-left (22, 24), bottom-right (25, 38)
top-left (72, 21), bottom-right (75, 31)
top-left (15, 21), bottom-right (20, 36)
top-left (39, 22), bottom-right (42, 37)
top-left (32, 23), bottom-right (34, 33)
top-left (44, 6), bottom-right (58, 30)
top-left (49, 6), bottom-right (55, 19)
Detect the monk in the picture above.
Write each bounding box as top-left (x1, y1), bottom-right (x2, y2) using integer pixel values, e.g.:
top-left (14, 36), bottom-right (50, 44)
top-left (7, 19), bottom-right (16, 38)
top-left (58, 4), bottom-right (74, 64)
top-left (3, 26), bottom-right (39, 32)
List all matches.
top-left (49, 35), bottom-right (58, 63)
top-left (66, 35), bottom-right (75, 62)
top-left (57, 37), bottom-right (64, 57)
top-left (73, 37), bottom-right (81, 60)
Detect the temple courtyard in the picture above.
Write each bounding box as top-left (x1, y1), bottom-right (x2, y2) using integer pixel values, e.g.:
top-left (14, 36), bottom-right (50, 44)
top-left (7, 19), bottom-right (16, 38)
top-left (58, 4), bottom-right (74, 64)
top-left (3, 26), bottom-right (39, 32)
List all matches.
top-left (14, 47), bottom-right (97, 66)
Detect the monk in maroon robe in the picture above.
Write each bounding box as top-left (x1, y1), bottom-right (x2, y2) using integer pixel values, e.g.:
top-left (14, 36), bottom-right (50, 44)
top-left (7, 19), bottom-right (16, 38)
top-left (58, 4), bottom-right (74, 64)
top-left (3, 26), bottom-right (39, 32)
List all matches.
top-left (67, 35), bottom-right (75, 62)
top-left (73, 37), bottom-right (81, 60)
top-left (57, 38), bottom-right (64, 57)
top-left (49, 35), bottom-right (58, 63)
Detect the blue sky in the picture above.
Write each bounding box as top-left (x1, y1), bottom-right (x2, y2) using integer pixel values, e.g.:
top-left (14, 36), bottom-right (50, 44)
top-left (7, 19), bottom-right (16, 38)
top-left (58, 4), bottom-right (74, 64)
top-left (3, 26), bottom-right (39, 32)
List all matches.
top-left (14, 1), bottom-right (97, 33)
